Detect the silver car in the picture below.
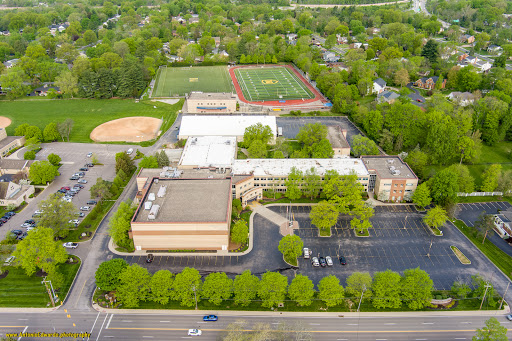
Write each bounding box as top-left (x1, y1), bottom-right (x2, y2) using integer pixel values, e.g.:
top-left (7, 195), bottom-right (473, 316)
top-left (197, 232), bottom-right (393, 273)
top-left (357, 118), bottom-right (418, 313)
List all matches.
top-left (311, 257), bottom-right (320, 267)
top-left (326, 256), bottom-right (333, 266)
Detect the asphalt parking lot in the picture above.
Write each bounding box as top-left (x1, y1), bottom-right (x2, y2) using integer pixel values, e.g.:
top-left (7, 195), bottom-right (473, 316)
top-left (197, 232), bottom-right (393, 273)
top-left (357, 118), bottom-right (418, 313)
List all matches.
top-left (456, 201), bottom-right (512, 257)
top-left (0, 142), bottom-right (148, 239)
top-left (276, 116), bottom-right (367, 147)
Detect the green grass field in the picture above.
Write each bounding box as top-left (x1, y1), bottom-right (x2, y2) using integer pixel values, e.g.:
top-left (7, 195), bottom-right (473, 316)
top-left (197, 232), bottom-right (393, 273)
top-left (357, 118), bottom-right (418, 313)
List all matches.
top-left (0, 99), bottom-right (183, 143)
top-left (0, 256), bottom-right (81, 307)
top-left (152, 66), bottom-right (233, 97)
top-left (235, 66), bottom-right (314, 101)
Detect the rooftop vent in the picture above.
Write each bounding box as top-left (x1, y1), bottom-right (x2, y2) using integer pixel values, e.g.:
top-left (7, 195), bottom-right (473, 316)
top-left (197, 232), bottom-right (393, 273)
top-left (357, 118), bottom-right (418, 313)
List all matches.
top-left (144, 202), bottom-right (152, 210)
top-left (148, 204), bottom-right (160, 220)
top-left (157, 185), bottom-right (167, 198)
top-left (148, 193), bottom-right (156, 201)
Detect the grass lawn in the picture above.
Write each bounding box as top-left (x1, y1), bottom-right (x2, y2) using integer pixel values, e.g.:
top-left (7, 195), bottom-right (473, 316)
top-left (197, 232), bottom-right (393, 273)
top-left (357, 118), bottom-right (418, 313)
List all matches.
top-left (262, 197), bottom-right (322, 205)
top-left (0, 256), bottom-right (81, 307)
top-left (153, 66), bottom-right (233, 97)
top-left (456, 196), bottom-right (512, 204)
top-left (452, 219), bottom-right (512, 280)
top-left (63, 200), bottom-right (115, 242)
top-left (1, 99), bottom-right (183, 143)
top-left (235, 66), bottom-right (314, 101)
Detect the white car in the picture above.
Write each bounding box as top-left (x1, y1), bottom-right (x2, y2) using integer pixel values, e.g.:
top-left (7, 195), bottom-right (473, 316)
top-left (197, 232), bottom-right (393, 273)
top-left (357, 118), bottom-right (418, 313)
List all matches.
top-left (311, 257), bottom-right (320, 267)
top-left (63, 242), bottom-right (78, 249)
top-left (303, 248), bottom-right (311, 259)
top-left (187, 329), bottom-right (202, 336)
top-left (80, 206), bottom-right (90, 211)
top-left (325, 256), bottom-right (333, 266)
top-left (26, 226), bottom-right (35, 232)
top-left (63, 197), bottom-right (72, 203)
top-left (34, 210), bottom-right (44, 215)
top-left (87, 152), bottom-right (93, 157)
top-left (69, 219), bottom-right (80, 225)
top-left (127, 148), bottom-right (133, 155)
top-left (78, 179), bottom-right (88, 184)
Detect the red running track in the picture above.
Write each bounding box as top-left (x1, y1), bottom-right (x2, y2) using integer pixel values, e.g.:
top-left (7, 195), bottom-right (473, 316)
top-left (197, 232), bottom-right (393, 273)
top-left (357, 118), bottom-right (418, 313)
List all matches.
top-left (229, 64), bottom-right (327, 107)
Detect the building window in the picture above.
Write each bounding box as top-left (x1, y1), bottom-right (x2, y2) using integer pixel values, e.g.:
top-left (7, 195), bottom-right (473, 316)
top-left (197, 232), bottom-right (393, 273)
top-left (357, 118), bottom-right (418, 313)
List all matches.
top-left (405, 190), bottom-right (412, 192)
top-left (399, 190), bottom-right (402, 193)
top-left (393, 190), bottom-right (396, 193)
top-left (406, 183), bottom-right (414, 186)
top-left (384, 183), bottom-right (391, 186)
top-left (394, 184), bottom-right (398, 187)
top-left (400, 184), bottom-right (404, 187)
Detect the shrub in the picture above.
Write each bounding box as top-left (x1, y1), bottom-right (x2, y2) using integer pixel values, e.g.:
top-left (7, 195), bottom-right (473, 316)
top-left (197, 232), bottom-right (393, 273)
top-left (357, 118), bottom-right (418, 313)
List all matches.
top-left (24, 150), bottom-right (36, 160)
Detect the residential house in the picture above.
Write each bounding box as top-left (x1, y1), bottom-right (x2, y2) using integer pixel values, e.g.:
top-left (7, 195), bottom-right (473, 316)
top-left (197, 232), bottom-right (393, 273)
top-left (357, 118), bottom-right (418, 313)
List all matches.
top-left (349, 42), bottom-right (363, 49)
top-left (493, 211), bottom-right (512, 239)
top-left (27, 83), bottom-right (61, 97)
top-left (474, 59), bottom-right (492, 72)
top-left (172, 16), bottom-right (186, 24)
top-left (213, 37), bottom-right (221, 47)
top-left (189, 14), bottom-right (200, 24)
top-left (458, 55), bottom-right (492, 73)
top-left (377, 90), bottom-right (400, 104)
top-left (322, 51), bottom-right (339, 63)
top-left (413, 76), bottom-right (446, 90)
top-left (0, 181), bottom-right (34, 207)
top-left (0, 30), bottom-right (9, 36)
top-left (373, 78), bottom-right (386, 94)
top-left (487, 44), bottom-right (503, 53)
top-left (326, 62), bottom-right (349, 71)
top-left (3, 59), bottom-right (19, 69)
top-left (336, 34), bottom-right (348, 44)
top-left (460, 34), bottom-right (475, 44)
top-left (447, 92), bottom-right (475, 106)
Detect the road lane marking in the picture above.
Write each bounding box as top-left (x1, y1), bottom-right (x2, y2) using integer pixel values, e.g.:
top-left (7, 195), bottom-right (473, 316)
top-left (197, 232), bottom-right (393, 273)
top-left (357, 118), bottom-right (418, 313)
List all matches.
top-left (160, 321), bottom-right (170, 323)
top-left (121, 320), bottom-right (133, 323)
top-left (422, 323), bottom-right (434, 324)
top-left (95, 313), bottom-right (109, 341)
top-left (17, 326), bottom-right (28, 341)
top-left (17, 319), bottom-right (28, 321)
top-left (87, 312), bottom-right (101, 341)
top-left (454, 339), bottom-right (466, 340)
top-left (416, 339), bottom-right (428, 340)
top-left (460, 322), bottom-right (472, 324)
top-left (376, 339), bottom-right (387, 340)
top-left (142, 336), bottom-right (154, 338)
top-left (384, 323), bottom-right (396, 325)
top-left (104, 336), bottom-right (114, 338)
top-left (105, 314), bottom-right (114, 330)
top-left (348, 323), bottom-right (358, 325)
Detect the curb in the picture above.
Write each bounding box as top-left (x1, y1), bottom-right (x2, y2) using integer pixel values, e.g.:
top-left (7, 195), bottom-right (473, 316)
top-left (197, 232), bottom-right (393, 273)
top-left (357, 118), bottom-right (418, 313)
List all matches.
top-left (60, 255), bottom-right (83, 306)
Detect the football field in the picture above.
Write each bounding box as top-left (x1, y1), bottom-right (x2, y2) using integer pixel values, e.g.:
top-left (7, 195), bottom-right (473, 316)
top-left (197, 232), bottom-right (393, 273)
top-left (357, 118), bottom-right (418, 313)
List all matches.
top-left (152, 66), bottom-right (234, 97)
top-left (234, 66), bottom-right (315, 101)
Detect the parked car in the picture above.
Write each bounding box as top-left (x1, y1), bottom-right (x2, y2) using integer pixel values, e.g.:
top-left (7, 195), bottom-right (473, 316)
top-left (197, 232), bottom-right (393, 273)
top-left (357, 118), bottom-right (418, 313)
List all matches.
top-left (126, 148), bottom-right (133, 155)
top-left (60, 187), bottom-right (70, 191)
top-left (78, 179), bottom-right (88, 184)
top-left (311, 257), bottom-right (320, 267)
top-left (76, 212), bottom-right (85, 217)
top-left (1, 215), bottom-right (10, 220)
top-left (80, 206), bottom-right (90, 211)
top-left (6, 212), bottom-right (15, 217)
top-left (17, 232), bottom-right (27, 240)
top-left (57, 189), bottom-right (67, 194)
top-left (87, 152), bottom-right (93, 157)
top-left (66, 191), bottom-right (76, 196)
top-left (187, 329), bottom-right (202, 336)
top-left (63, 242), bottom-right (78, 249)
top-left (0, 218), bottom-right (8, 224)
top-left (77, 172), bottom-right (85, 177)
top-left (26, 226), bottom-right (36, 232)
top-left (0, 221), bottom-right (3, 227)
top-left (70, 176), bottom-right (79, 180)
top-left (87, 200), bottom-right (97, 205)
top-left (79, 168), bottom-right (88, 172)
top-left (203, 315), bottom-right (218, 321)
top-left (86, 163), bottom-right (94, 167)
top-left (74, 184), bottom-right (84, 189)
top-left (507, 314), bottom-right (512, 321)
top-left (319, 257), bottom-right (327, 267)
top-left (339, 256), bottom-right (347, 265)
top-left (21, 222), bottom-right (31, 228)
top-left (326, 256), bottom-right (333, 266)
top-left (146, 254), bottom-right (154, 263)
top-left (63, 197), bottom-right (72, 203)
top-left (303, 247), bottom-right (311, 259)
top-left (69, 219), bottom-right (80, 226)
top-left (11, 230), bottom-right (22, 236)
top-left (34, 210), bottom-right (44, 215)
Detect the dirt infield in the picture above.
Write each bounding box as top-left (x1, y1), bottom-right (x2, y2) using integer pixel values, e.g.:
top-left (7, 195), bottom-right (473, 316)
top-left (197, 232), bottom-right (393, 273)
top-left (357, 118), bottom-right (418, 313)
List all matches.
top-left (0, 116), bottom-right (12, 128)
top-left (90, 116), bottom-right (162, 142)
top-left (229, 64), bottom-right (327, 107)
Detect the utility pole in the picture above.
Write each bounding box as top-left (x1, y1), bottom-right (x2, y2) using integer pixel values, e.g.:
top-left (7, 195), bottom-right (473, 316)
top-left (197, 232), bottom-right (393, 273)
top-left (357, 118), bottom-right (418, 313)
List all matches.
top-left (498, 280), bottom-right (510, 310)
top-left (357, 285), bottom-right (366, 312)
top-left (192, 285), bottom-right (198, 310)
top-left (404, 215), bottom-right (408, 230)
top-left (479, 284), bottom-right (492, 310)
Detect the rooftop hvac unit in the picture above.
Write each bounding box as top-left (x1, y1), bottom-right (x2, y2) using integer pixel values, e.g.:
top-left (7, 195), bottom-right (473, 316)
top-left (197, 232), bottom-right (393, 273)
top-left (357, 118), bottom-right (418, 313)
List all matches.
top-left (163, 166), bottom-right (169, 171)
top-left (393, 170), bottom-right (401, 176)
top-left (148, 193), bottom-right (156, 201)
top-left (389, 166), bottom-right (395, 171)
top-left (157, 185), bottom-right (167, 198)
top-left (148, 204), bottom-right (160, 220)
top-left (387, 159), bottom-right (394, 164)
top-left (144, 202), bottom-right (152, 210)
top-left (155, 179), bottom-right (159, 183)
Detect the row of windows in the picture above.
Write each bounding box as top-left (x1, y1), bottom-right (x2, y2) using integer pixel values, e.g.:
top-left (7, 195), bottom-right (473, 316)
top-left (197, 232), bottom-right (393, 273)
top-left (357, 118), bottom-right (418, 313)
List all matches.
top-left (198, 102), bottom-right (228, 105)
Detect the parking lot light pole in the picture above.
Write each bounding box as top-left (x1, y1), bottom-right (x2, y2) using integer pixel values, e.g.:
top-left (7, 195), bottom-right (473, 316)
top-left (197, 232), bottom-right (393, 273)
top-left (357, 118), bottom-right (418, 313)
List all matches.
top-left (498, 280), bottom-right (510, 310)
top-left (426, 238), bottom-right (433, 258)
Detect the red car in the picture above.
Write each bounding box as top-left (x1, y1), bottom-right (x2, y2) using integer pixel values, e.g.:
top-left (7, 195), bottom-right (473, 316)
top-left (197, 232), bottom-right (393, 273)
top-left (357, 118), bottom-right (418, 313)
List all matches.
top-left (61, 186), bottom-right (71, 191)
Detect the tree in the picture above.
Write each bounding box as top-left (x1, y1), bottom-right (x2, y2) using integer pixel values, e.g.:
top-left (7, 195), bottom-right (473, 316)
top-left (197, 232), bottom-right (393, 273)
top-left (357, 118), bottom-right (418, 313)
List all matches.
top-left (233, 270), bottom-right (260, 307)
top-left (57, 119), bottom-right (74, 142)
top-left (24, 150), bottom-right (36, 160)
top-left (231, 219), bottom-right (249, 244)
top-left (446, 164), bottom-right (475, 193)
top-left (412, 183), bottom-right (431, 208)
top-left (451, 279), bottom-right (472, 299)
top-left (372, 270), bottom-right (403, 309)
top-left (258, 271), bottom-right (288, 308)
top-left (421, 40), bottom-right (439, 64)
top-left (55, 70), bottom-right (78, 98)
top-left (318, 275), bottom-right (345, 307)
top-left (346, 272), bottom-right (373, 303)
top-left (202, 272), bottom-right (233, 305)
top-left (47, 153), bottom-right (61, 166)
top-left (139, 155), bottom-right (159, 168)
top-left (474, 212), bottom-right (495, 244)
top-left (43, 123), bottom-right (61, 142)
top-left (56, 43), bottom-right (78, 64)
top-left (248, 140), bottom-right (267, 158)
top-left (285, 167), bottom-right (303, 200)
top-left (29, 161), bottom-right (59, 185)
top-left (0, 67), bottom-right (30, 99)
top-left (12, 227), bottom-right (68, 277)
top-left (310, 201), bottom-right (338, 235)
top-left (115, 152), bottom-right (136, 175)
top-left (278, 234), bottom-right (303, 264)
top-left (288, 274), bottom-right (315, 306)
top-left (481, 164), bottom-right (502, 192)
top-left (351, 135), bottom-right (380, 157)
top-left (117, 264), bottom-right (151, 308)
top-left (394, 68), bottom-right (410, 88)
top-left (36, 193), bottom-right (77, 238)
top-left (472, 274), bottom-right (497, 308)
top-left (156, 150), bottom-right (169, 168)
top-left (148, 270), bottom-right (174, 305)
top-left (108, 201), bottom-right (136, 250)
top-left (15, 124), bottom-right (30, 136)
top-left (95, 258), bottom-right (128, 291)
top-left (400, 267), bottom-right (434, 310)
top-left (473, 317), bottom-right (508, 341)
top-left (296, 123), bottom-right (328, 147)
top-left (172, 267), bottom-right (202, 307)
top-left (303, 167), bottom-right (322, 199)
top-left (428, 168), bottom-right (459, 206)
top-left (90, 178), bottom-right (113, 201)
top-left (405, 147), bottom-right (429, 178)
top-left (243, 123), bottom-right (273, 146)
top-left (24, 126), bottom-right (43, 141)
top-left (423, 206), bottom-right (448, 230)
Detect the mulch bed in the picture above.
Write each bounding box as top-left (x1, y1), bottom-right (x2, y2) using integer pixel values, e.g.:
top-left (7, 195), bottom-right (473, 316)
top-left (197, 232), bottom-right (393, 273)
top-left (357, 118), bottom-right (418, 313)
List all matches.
top-left (0, 270), bottom-right (9, 279)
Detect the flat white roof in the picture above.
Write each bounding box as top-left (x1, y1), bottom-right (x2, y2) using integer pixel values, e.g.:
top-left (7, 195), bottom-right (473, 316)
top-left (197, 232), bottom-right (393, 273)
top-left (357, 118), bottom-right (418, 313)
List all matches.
top-left (232, 158), bottom-right (369, 177)
top-left (179, 115), bottom-right (277, 137)
top-left (179, 136), bottom-right (236, 168)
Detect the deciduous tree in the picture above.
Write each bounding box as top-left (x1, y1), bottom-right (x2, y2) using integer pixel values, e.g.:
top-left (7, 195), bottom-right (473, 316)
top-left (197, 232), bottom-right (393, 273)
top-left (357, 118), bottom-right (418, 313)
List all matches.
top-left (201, 272), bottom-right (233, 305)
top-left (29, 161), bottom-right (59, 185)
top-left (288, 274), bottom-right (315, 306)
top-left (36, 193), bottom-right (77, 238)
top-left (95, 258), bottom-right (128, 291)
top-left (47, 153), bottom-right (61, 166)
top-left (473, 317), bottom-right (508, 341)
top-left (108, 201), bottom-right (136, 250)
top-left (43, 123), bottom-right (61, 142)
top-left (372, 270), bottom-right (402, 309)
top-left (243, 123), bottom-right (273, 147)
top-left (346, 272), bottom-right (373, 302)
top-left (423, 206), bottom-right (448, 230)
top-left (233, 270), bottom-right (260, 307)
top-left (310, 201), bottom-right (338, 235)
top-left (412, 183), bottom-right (431, 208)
top-left (278, 234), bottom-right (303, 264)
top-left (351, 135), bottom-right (380, 157)
top-left (285, 167), bottom-right (303, 200)
top-left (400, 267), bottom-right (434, 310)
top-left (172, 267), bottom-right (202, 307)
top-left (258, 271), bottom-right (288, 308)
top-left (481, 164), bottom-right (502, 192)
top-left (230, 219), bottom-right (249, 244)
top-left (318, 275), bottom-right (345, 307)
top-left (117, 264), bottom-right (151, 308)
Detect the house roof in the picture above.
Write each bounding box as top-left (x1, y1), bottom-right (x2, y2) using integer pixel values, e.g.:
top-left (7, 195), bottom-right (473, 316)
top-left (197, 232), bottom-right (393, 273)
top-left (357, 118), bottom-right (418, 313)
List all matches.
top-left (374, 78), bottom-right (386, 87)
top-left (378, 90), bottom-right (400, 101)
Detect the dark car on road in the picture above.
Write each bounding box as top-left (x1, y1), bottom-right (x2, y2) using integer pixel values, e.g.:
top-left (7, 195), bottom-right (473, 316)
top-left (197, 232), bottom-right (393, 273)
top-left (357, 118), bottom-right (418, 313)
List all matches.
top-left (70, 176), bottom-right (79, 180)
top-left (6, 212), bottom-right (15, 217)
top-left (79, 167), bottom-right (88, 171)
top-left (11, 230), bottom-right (22, 235)
top-left (203, 315), bottom-right (218, 321)
top-left (146, 254), bottom-right (154, 263)
top-left (87, 200), bottom-right (97, 205)
top-left (319, 257), bottom-right (327, 267)
top-left (339, 256), bottom-right (347, 265)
